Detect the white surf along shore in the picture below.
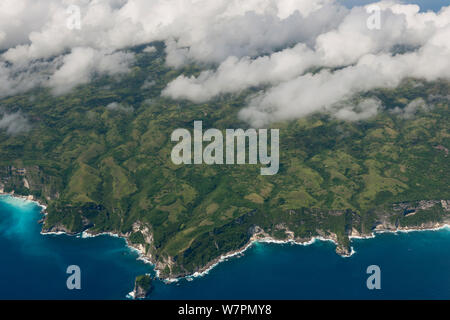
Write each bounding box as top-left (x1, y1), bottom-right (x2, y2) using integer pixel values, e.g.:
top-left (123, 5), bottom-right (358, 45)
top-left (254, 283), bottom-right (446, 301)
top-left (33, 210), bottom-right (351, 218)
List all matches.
top-left (1, 191), bottom-right (449, 283)
top-left (163, 221), bottom-right (450, 283)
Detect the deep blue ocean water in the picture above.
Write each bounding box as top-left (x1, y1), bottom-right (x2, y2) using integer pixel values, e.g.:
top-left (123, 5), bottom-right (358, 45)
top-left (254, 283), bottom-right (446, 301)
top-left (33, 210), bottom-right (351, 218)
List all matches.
top-left (0, 196), bottom-right (151, 299)
top-left (1, 195), bottom-right (450, 300)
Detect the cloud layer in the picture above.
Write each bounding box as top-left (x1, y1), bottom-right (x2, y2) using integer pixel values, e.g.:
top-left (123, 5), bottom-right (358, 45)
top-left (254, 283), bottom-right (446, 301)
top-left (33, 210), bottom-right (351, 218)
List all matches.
top-left (162, 1), bottom-right (450, 125)
top-left (0, 0), bottom-right (449, 124)
top-left (0, 111), bottom-right (30, 135)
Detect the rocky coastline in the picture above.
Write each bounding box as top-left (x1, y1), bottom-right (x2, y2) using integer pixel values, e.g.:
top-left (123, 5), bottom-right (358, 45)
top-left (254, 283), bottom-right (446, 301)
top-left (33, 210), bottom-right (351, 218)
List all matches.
top-left (1, 190), bottom-right (449, 283)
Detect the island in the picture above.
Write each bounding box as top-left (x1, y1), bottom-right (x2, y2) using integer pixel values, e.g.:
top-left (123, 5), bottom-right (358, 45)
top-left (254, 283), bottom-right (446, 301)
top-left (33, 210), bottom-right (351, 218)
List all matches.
top-left (130, 275), bottom-right (153, 299)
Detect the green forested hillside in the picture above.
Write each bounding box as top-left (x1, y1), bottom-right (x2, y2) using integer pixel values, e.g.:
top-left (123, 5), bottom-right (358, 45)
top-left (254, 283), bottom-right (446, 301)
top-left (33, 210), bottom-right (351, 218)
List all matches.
top-left (0, 45), bottom-right (449, 277)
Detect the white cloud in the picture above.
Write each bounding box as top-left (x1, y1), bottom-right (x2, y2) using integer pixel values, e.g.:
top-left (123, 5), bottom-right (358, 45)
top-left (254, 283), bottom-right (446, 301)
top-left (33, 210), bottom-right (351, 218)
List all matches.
top-left (391, 98), bottom-right (428, 118)
top-left (0, 46), bottom-right (134, 98)
top-left (143, 46), bottom-right (157, 53)
top-left (106, 102), bottom-right (134, 113)
top-left (0, 0), bottom-right (345, 98)
top-left (0, 0), bottom-right (449, 125)
top-left (0, 111), bottom-right (30, 135)
top-left (239, 42), bottom-right (450, 126)
top-left (48, 47), bottom-right (134, 95)
top-left (163, 1), bottom-right (450, 125)
top-left (162, 43), bottom-right (320, 102)
top-left (141, 79), bottom-right (156, 90)
top-left (334, 98), bottom-right (382, 121)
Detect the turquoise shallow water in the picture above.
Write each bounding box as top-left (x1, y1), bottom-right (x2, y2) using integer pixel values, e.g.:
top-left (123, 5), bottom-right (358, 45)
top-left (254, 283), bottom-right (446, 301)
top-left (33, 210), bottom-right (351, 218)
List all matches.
top-left (1, 194), bottom-right (450, 300)
top-left (0, 195), bottom-right (151, 299)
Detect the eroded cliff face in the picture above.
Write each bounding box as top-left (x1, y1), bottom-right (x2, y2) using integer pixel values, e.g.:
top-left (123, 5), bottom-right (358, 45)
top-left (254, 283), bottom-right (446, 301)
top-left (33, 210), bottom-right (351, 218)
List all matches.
top-left (371, 200), bottom-right (450, 232)
top-left (131, 275), bottom-right (153, 299)
top-left (0, 165), bottom-right (61, 202)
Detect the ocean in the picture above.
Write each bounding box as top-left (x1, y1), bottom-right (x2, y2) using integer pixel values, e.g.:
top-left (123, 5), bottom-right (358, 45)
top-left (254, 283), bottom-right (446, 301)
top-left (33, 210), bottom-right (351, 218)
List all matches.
top-left (1, 194), bottom-right (449, 300)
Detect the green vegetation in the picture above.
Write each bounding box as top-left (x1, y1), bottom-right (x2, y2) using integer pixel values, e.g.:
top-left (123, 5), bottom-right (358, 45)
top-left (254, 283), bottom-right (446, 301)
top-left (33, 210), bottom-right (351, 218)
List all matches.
top-left (0, 44), bottom-right (449, 278)
top-left (134, 274), bottom-right (153, 298)
top-left (136, 274), bottom-right (152, 291)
